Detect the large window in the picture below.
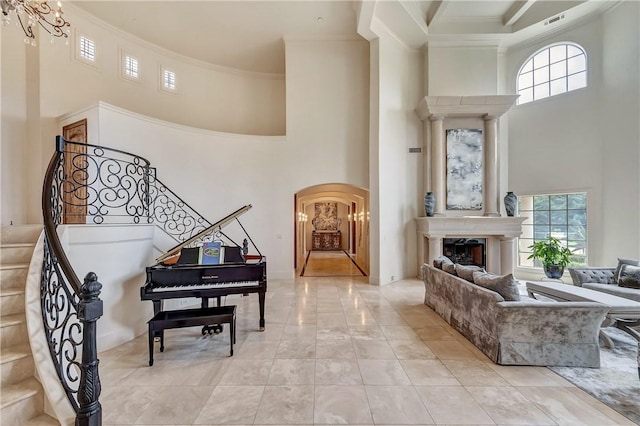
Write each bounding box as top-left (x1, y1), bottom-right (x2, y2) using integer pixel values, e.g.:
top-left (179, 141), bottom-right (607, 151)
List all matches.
top-left (517, 42), bottom-right (587, 105)
top-left (518, 193), bottom-right (587, 267)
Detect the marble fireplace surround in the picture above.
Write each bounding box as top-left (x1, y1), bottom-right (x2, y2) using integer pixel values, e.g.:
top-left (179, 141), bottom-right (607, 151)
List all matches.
top-left (416, 216), bottom-right (527, 278)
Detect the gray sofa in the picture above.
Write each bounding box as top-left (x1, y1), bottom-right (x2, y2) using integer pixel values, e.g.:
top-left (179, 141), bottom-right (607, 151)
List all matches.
top-left (422, 264), bottom-right (609, 367)
top-left (569, 267), bottom-right (640, 303)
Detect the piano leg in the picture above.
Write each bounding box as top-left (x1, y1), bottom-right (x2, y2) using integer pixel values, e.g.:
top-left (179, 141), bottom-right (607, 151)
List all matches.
top-left (152, 300), bottom-right (162, 316)
top-left (259, 290), bottom-right (265, 331)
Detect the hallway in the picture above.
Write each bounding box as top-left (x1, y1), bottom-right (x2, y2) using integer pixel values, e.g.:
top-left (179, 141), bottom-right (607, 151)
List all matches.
top-left (97, 277), bottom-right (633, 425)
top-left (301, 250), bottom-right (366, 277)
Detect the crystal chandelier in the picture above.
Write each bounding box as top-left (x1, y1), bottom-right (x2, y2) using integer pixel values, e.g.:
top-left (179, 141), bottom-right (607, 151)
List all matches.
top-left (1, 0), bottom-right (70, 46)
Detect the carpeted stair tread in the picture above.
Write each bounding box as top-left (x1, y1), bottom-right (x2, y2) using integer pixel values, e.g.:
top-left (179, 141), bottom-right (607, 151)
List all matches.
top-left (0, 288), bottom-right (25, 297)
top-left (0, 377), bottom-right (41, 408)
top-left (0, 263), bottom-right (30, 270)
top-left (0, 344), bottom-right (31, 365)
top-left (21, 413), bottom-right (60, 425)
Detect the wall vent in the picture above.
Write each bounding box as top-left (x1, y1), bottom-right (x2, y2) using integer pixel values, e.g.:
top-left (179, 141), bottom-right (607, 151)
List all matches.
top-left (544, 14), bottom-right (565, 25)
top-left (409, 147), bottom-right (422, 153)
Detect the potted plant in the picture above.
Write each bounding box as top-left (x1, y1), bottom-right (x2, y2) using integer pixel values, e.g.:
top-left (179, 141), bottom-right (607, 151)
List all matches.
top-left (527, 236), bottom-right (572, 279)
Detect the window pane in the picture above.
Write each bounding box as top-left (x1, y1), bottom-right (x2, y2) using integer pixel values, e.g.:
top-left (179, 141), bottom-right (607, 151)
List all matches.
top-left (568, 71), bottom-right (587, 90)
top-left (534, 49), bottom-right (550, 68)
top-left (551, 225), bottom-right (567, 237)
top-left (568, 55), bottom-right (586, 74)
top-left (549, 61), bottom-right (566, 80)
top-left (534, 210), bottom-right (549, 224)
top-left (550, 210), bottom-right (567, 224)
top-left (521, 59), bottom-right (533, 73)
top-left (533, 196), bottom-right (549, 210)
top-left (550, 195), bottom-right (567, 210)
top-left (534, 67), bottom-right (548, 85)
top-left (569, 211), bottom-right (587, 225)
top-left (518, 88), bottom-right (533, 104)
top-left (550, 78), bottom-right (566, 96)
top-left (568, 193), bottom-right (586, 209)
top-left (534, 82), bottom-right (549, 100)
top-left (567, 44), bottom-right (583, 58)
top-left (518, 71), bottom-right (533, 89)
top-left (550, 45), bottom-right (567, 63)
top-left (534, 226), bottom-right (550, 240)
top-left (568, 225), bottom-right (586, 241)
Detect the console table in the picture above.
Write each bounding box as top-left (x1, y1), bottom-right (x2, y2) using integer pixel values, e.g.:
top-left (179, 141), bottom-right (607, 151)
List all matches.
top-left (312, 231), bottom-right (341, 250)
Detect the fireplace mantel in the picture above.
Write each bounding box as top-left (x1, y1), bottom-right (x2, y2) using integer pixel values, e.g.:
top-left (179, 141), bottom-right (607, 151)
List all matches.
top-left (415, 216), bottom-right (527, 277)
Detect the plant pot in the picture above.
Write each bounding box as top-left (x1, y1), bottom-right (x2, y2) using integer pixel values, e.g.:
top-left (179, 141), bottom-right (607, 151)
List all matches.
top-left (543, 265), bottom-right (565, 279)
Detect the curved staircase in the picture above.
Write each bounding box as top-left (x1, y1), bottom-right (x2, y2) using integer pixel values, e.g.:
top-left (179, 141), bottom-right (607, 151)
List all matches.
top-left (1, 225), bottom-right (58, 425)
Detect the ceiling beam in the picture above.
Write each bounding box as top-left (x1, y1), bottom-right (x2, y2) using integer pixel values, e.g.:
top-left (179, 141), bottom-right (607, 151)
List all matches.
top-left (426, 0), bottom-right (450, 27)
top-left (503, 0), bottom-right (537, 26)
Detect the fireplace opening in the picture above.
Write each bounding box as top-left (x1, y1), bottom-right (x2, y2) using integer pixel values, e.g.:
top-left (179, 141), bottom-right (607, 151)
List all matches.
top-left (443, 238), bottom-right (486, 268)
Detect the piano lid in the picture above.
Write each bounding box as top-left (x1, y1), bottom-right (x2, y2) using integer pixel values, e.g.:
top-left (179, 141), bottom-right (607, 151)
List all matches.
top-left (156, 204), bottom-right (252, 263)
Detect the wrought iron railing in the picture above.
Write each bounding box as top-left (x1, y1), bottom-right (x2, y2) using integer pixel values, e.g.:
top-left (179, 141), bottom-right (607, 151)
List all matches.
top-left (41, 135), bottom-right (213, 425)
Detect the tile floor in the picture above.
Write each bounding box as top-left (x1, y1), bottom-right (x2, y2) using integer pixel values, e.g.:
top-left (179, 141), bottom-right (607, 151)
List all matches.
top-left (99, 276), bottom-right (637, 425)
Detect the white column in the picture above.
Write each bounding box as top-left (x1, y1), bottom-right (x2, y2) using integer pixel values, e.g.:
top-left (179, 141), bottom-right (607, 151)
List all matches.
top-left (484, 116), bottom-right (499, 217)
top-left (427, 236), bottom-right (443, 266)
top-left (430, 116), bottom-right (445, 216)
top-left (499, 236), bottom-right (516, 275)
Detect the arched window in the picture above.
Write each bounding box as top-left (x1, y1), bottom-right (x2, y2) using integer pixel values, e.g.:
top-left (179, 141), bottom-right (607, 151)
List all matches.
top-left (516, 42), bottom-right (587, 105)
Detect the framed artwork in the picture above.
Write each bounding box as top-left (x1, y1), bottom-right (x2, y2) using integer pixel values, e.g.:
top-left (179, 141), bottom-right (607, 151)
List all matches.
top-left (312, 202), bottom-right (338, 231)
top-left (446, 128), bottom-right (483, 210)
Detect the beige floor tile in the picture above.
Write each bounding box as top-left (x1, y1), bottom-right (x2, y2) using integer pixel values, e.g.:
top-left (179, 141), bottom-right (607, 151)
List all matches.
top-left (134, 385), bottom-right (214, 425)
top-left (253, 385), bottom-right (314, 424)
top-left (267, 358), bottom-right (315, 385)
top-left (281, 325), bottom-right (317, 339)
top-left (365, 385), bottom-right (434, 424)
top-left (380, 325), bottom-right (420, 340)
top-left (218, 359), bottom-right (273, 385)
top-left (348, 325), bottom-right (386, 340)
top-left (442, 359), bottom-right (510, 386)
top-left (415, 385), bottom-right (495, 424)
top-left (564, 387), bottom-right (638, 425)
top-left (317, 312), bottom-right (348, 327)
top-left (315, 338), bottom-right (356, 359)
top-left (415, 326), bottom-right (456, 341)
top-left (400, 359), bottom-right (459, 386)
top-left (424, 340), bottom-right (478, 360)
top-left (101, 385), bottom-right (158, 424)
top-left (345, 312), bottom-right (378, 326)
top-left (235, 339), bottom-right (279, 359)
top-left (358, 359), bottom-right (411, 385)
top-left (314, 385), bottom-right (373, 424)
top-left (317, 326), bottom-right (351, 340)
top-left (315, 359), bottom-right (363, 385)
top-left (466, 386), bottom-right (556, 425)
top-left (275, 339), bottom-right (316, 358)
top-left (517, 386), bottom-right (630, 425)
top-left (193, 386), bottom-right (264, 424)
top-left (352, 339), bottom-right (396, 359)
top-left (388, 340), bottom-right (437, 359)
top-left (370, 311), bottom-right (408, 325)
top-left (487, 365), bottom-right (572, 387)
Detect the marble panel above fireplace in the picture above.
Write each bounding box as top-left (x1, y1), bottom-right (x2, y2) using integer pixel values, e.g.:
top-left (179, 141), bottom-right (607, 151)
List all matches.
top-left (415, 216), bottom-right (527, 277)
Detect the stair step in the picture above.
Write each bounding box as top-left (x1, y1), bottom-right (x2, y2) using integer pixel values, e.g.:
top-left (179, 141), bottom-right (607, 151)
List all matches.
top-left (0, 345), bottom-right (34, 387)
top-left (1, 225), bottom-right (42, 245)
top-left (0, 378), bottom-right (45, 425)
top-left (0, 266), bottom-right (28, 291)
top-left (0, 344), bottom-right (31, 365)
top-left (1, 243), bottom-right (35, 264)
top-left (0, 288), bottom-right (26, 316)
top-left (22, 413), bottom-right (60, 425)
top-left (0, 314), bottom-right (28, 348)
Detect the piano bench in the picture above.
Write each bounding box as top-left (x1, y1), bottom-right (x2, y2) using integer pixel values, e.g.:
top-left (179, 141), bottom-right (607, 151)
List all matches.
top-left (147, 305), bottom-right (236, 366)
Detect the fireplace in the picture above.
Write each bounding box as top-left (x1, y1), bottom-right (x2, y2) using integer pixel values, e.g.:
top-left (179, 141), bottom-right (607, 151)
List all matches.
top-left (443, 238), bottom-right (486, 268)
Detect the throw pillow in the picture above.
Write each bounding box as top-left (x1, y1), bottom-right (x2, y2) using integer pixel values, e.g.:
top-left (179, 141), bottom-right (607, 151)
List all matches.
top-left (472, 271), bottom-right (521, 301)
top-left (454, 264), bottom-right (485, 282)
top-left (442, 261), bottom-right (457, 275)
top-left (433, 255), bottom-right (452, 269)
top-left (614, 258), bottom-right (640, 284)
top-left (618, 264), bottom-right (640, 289)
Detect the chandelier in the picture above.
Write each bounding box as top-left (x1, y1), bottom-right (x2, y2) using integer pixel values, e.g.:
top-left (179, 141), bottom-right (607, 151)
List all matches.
top-left (1, 0), bottom-right (70, 46)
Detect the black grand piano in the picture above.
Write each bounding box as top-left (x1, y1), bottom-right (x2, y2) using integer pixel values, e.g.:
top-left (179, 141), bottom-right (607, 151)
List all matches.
top-left (141, 205), bottom-right (266, 332)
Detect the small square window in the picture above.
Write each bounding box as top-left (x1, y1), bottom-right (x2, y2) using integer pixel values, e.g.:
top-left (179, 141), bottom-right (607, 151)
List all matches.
top-left (79, 36), bottom-right (96, 62)
top-left (162, 68), bottom-right (176, 91)
top-left (125, 55), bottom-right (139, 79)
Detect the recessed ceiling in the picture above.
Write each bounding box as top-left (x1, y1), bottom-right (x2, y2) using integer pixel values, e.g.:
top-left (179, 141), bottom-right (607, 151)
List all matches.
top-left (70, 0), bottom-right (617, 75)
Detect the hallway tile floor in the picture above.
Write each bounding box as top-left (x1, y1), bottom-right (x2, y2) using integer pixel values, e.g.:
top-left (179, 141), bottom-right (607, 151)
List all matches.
top-left (99, 277), bottom-right (636, 425)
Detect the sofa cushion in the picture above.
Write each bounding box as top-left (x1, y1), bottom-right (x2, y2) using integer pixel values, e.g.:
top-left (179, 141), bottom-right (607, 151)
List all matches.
top-left (472, 271), bottom-right (521, 302)
top-left (455, 264), bottom-right (485, 282)
top-left (433, 256), bottom-right (452, 269)
top-left (614, 258), bottom-right (640, 284)
top-left (618, 264), bottom-right (640, 289)
top-left (442, 261), bottom-right (457, 275)
top-left (582, 282), bottom-right (640, 303)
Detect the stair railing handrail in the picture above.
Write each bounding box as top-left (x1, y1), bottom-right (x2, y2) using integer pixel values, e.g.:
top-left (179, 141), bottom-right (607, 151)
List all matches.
top-left (41, 135), bottom-right (215, 425)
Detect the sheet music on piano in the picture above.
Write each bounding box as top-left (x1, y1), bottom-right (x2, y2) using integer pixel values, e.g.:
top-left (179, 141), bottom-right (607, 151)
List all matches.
top-left (141, 204), bottom-right (267, 331)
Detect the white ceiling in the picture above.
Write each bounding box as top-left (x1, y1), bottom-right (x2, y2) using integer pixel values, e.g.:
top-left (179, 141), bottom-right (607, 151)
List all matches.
top-left (70, 0), bottom-right (616, 75)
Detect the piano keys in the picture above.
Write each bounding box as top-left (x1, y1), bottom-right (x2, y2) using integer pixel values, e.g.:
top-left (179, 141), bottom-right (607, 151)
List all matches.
top-left (141, 205), bottom-right (267, 331)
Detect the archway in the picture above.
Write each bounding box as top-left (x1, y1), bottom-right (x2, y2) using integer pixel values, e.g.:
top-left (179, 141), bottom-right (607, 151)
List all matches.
top-left (294, 183), bottom-right (369, 277)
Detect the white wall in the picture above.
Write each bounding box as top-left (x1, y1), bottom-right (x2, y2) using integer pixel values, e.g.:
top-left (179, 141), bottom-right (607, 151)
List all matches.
top-left (427, 45), bottom-right (499, 96)
top-left (507, 6), bottom-right (639, 267)
top-left (372, 23), bottom-right (423, 284)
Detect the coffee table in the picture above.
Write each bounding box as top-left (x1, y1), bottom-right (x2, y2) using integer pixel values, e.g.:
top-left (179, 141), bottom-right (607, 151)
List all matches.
top-left (527, 281), bottom-right (640, 377)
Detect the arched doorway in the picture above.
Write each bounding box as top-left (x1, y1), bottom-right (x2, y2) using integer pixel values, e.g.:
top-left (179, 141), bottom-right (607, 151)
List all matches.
top-left (294, 184), bottom-right (369, 277)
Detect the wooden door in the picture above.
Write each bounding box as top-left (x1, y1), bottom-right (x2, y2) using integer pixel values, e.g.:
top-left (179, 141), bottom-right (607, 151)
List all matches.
top-left (62, 119), bottom-right (88, 224)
